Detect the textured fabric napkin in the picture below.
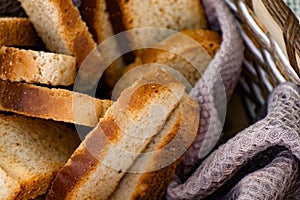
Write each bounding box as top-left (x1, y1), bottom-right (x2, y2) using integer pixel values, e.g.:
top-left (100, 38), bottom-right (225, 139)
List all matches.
top-left (176, 0), bottom-right (245, 179)
top-left (167, 0), bottom-right (300, 199)
top-left (167, 81), bottom-right (300, 199)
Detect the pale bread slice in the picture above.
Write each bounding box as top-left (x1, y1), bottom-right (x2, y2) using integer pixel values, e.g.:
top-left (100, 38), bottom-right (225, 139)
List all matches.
top-left (125, 29), bottom-right (222, 87)
top-left (80, 0), bottom-right (125, 93)
top-left (0, 80), bottom-right (112, 127)
top-left (0, 114), bottom-right (80, 199)
top-left (0, 17), bottom-right (42, 47)
top-left (46, 68), bottom-right (185, 200)
top-left (0, 166), bottom-right (20, 200)
top-left (0, 46), bottom-right (76, 86)
top-left (118, 30), bottom-right (221, 97)
top-left (18, 0), bottom-right (97, 65)
top-left (116, 0), bottom-right (208, 50)
top-left (110, 94), bottom-right (199, 200)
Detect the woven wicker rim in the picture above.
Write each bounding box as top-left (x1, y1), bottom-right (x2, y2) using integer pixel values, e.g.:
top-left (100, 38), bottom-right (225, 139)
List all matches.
top-left (225, 0), bottom-right (300, 119)
top-left (226, 0), bottom-right (300, 85)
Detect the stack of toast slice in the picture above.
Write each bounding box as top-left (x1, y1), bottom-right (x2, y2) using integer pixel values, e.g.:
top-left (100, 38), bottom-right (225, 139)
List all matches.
top-left (0, 0), bottom-right (224, 198)
top-left (0, 1), bottom-right (111, 199)
top-left (46, 68), bottom-right (199, 200)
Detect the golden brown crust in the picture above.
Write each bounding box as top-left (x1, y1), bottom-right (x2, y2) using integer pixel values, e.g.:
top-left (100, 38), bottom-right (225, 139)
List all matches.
top-left (0, 17), bottom-right (42, 47)
top-left (119, 69), bottom-right (184, 113)
top-left (0, 46), bottom-right (37, 81)
top-left (139, 29), bottom-right (221, 62)
top-left (180, 29), bottom-right (222, 57)
top-left (0, 80), bottom-right (112, 126)
top-left (99, 118), bottom-right (121, 143)
top-left (55, 0), bottom-right (96, 65)
top-left (126, 84), bottom-right (165, 111)
top-left (46, 148), bottom-right (99, 200)
top-left (0, 46), bottom-right (76, 86)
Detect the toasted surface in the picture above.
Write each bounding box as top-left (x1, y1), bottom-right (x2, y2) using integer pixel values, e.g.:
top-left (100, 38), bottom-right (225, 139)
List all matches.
top-left (0, 80), bottom-right (112, 126)
top-left (117, 0), bottom-right (207, 50)
top-left (46, 68), bottom-right (185, 200)
top-left (0, 17), bottom-right (42, 47)
top-left (18, 0), bottom-right (96, 65)
top-left (80, 0), bottom-right (125, 93)
top-left (0, 114), bottom-right (80, 199)
top-left (126, 30), bottom-right (221, 86)
top-left (110, 94), bottom-right (199, 200)
top-left (179, 29), bottom-right (222, 57)
top-left (0, 46), bottom-right (76, 86)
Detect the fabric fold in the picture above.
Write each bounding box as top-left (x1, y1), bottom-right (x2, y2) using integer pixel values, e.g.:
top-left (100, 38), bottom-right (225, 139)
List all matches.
top-left (178, 0), bottom-right (245, 178)
top-left (167, 82), bottom-right (300, 199)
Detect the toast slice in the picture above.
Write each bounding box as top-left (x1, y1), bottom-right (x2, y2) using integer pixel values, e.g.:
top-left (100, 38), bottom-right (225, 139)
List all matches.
top-left (116, 30), bottom-right (221, 97)
top-left (0, 17), bottom-right (42, 47)
top-left (18, 0), bottom-right (97, 65)
top-left (0, 114), bottom-right (80, 200)
top-left (110, 94), bottom-right (200, 200)
top-left (107, 0), bottom-right (207, 51)
top-left (0, 46), bottom-right (76, 86)
top-left (80, 0), bottom-right (125, 93)
top-left (125, 30), bottom-right (221, 87)
top-left (0, 80), bottom-right (112, 127)
top-left (46, 68), bottom-right (185, 200)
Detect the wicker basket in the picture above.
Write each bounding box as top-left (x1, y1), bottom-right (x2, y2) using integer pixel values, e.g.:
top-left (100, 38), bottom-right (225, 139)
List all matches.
top-left (225, 0), bottom-right (300, 120)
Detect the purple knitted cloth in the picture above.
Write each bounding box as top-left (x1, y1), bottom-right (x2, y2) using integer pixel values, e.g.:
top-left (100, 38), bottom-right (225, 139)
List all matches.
top-left (177, 0), bottom-right (245, 178)
top-left (167, 82), bottom-right (300, 199)
top-left (166, 0), bottom-right (300, 199)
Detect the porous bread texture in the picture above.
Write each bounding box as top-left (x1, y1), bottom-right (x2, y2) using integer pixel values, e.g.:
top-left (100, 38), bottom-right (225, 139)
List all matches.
top-left (0, 46), bottom-right (76, 86)
top-left (0, 114), bottom-right (80, 199)
top-left (180, 30), bottom-right (222, 58)
top-left (0, 17), bottom-right (41, 47)
top-left (118, 0), bottom-right (207, 50)
top-left (0, 167), bottom-right (20, 200)
top-left (125, 29), bottom-right (221, 87)
top-left (138, 30), bottom-right (221, 86)
top-left (80, 0), bottom-right (125, 92)
top-left (0, 79), bottom-right (112, 127)
top-left (110, 94), bottom-right (199, 200)
top-left (18, 0), bottom-right (97, 65)
top-left (46, 68), bottom-right (185, 200)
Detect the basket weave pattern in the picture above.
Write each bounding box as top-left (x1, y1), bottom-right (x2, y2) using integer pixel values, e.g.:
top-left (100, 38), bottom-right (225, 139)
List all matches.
top-left (225, 0), bottom-right (300, 119)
